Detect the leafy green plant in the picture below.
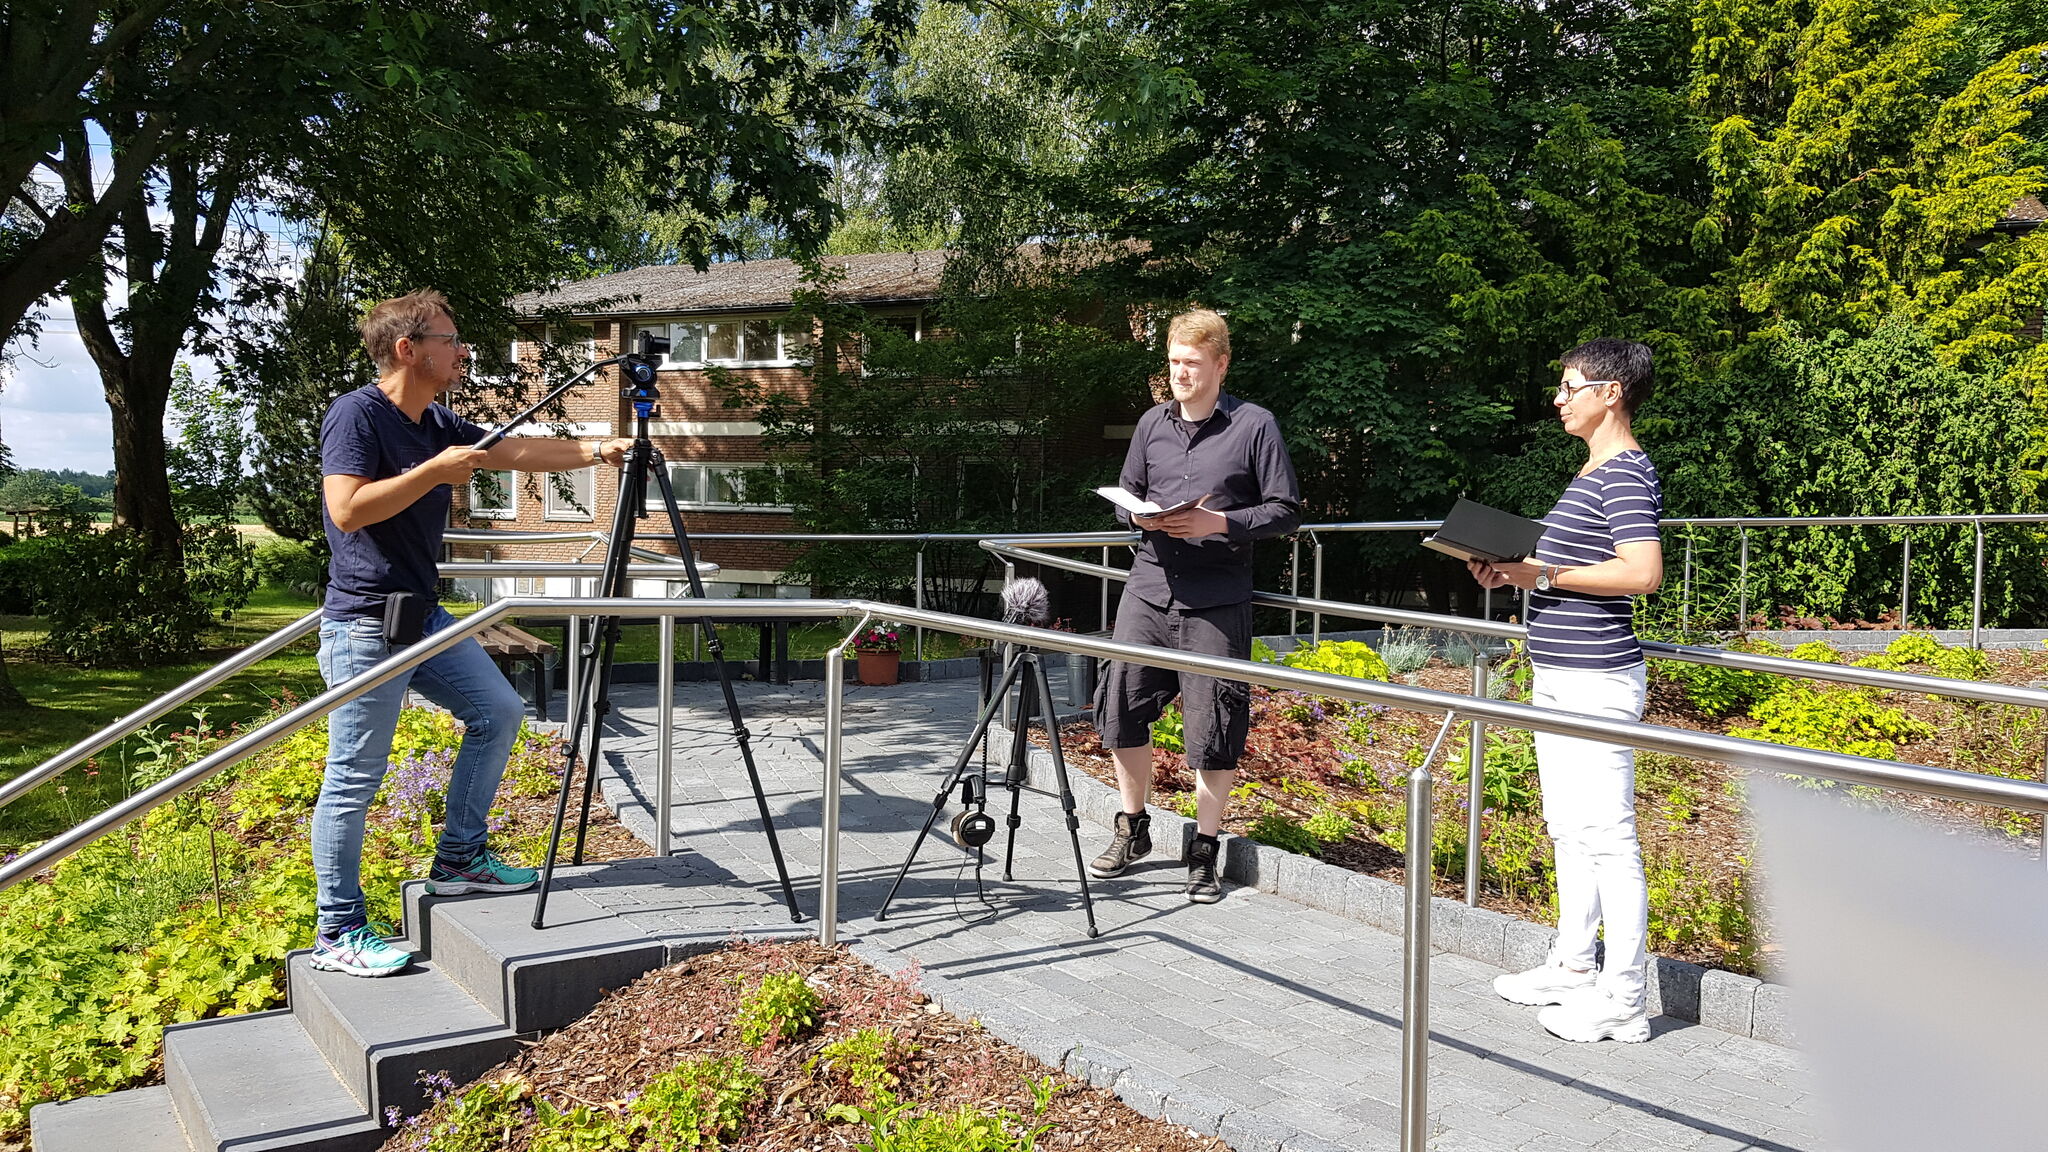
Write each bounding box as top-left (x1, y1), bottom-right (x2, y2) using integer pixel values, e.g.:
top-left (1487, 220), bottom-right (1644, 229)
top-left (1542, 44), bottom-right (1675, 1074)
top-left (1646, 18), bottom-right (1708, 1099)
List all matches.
top-left (815, 1028), bottom-right (915, 1108)
top-left (1731, 685), bottom-right (1936, 760)
top-left (1645, 852), bottom-right (1756, 972)
top-left (0, 703), bottom-right (551, 1134)
top-left (1447, 729), bottom-right (1542, 816)
top-left (1655, 657), bottom-right (1781, 718)
top-left (831, 1086), bottom-right (1052, 1152)
top-left (1303, 808), bottom-right (1355, 844)
top-left (1280, 638), bottom-right (1393, 684)
top-left (1246, 807), bottom-right (1321, 856)
top-left (735, 971), bottom-right (823, 1046)
top-left (630, 1055), bottom-right (764, 1150)
top-left (1149, 705), bottom-right (1184, 753)
top-left (1163, 790), bottom-right (1199, 818)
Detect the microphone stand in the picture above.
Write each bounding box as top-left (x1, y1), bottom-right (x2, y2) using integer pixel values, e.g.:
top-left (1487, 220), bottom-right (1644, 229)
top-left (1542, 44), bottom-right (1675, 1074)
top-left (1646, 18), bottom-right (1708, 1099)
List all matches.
top-left (874, 625), bottom-right (1099, 938)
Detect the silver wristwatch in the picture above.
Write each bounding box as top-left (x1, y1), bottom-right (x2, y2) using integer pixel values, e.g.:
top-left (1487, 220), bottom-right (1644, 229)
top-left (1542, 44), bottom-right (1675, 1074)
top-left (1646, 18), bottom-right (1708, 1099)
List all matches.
top-left (1534, 564), bottom-right (1556, 593)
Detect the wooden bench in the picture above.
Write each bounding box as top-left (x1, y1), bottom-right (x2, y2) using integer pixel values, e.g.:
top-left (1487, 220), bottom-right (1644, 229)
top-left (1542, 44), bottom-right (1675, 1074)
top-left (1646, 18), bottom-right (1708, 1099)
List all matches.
top-left (475, 622), bottom-right (556, 720)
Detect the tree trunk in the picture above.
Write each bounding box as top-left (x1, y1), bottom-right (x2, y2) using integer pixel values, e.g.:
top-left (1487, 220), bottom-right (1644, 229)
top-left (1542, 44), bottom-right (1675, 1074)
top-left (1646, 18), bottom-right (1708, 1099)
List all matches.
top-left (0, 634), bottom-right (31, 711)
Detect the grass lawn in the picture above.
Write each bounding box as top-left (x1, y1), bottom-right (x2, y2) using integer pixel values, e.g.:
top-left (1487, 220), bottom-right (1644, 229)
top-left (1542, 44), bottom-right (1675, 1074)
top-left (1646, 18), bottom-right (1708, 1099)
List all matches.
top-left (0, 587), bottom-right (973, 850)
top-left (0, 584), bottom-right (333, 850)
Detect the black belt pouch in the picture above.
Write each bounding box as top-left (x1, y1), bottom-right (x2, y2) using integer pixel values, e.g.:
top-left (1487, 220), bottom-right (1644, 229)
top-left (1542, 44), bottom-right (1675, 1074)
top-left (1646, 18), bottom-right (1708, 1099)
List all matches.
top-left (381, 591), bottom-right (428, 646)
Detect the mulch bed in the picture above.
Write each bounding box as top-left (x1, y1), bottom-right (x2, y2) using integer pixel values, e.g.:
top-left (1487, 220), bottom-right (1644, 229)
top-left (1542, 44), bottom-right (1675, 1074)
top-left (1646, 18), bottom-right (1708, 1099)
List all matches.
top-left (378, 938), bottom-right (1225, 1152)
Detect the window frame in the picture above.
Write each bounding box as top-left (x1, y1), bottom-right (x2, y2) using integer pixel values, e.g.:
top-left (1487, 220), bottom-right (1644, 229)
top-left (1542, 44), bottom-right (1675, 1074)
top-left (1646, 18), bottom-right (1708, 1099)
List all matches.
top-left (543, 466), bottom-right (596, 522)
top-left (629, 316), bottom-right (802, 369)
top-left (468, 469), bottom-right (518, 520)
top-left (646, 461), bottom-right (794, 513)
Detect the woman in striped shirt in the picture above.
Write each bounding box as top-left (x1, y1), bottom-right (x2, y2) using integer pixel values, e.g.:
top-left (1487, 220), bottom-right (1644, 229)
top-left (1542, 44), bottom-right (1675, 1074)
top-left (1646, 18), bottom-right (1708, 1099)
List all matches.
top-left (1468, 338), bottom-right (1664, 1044)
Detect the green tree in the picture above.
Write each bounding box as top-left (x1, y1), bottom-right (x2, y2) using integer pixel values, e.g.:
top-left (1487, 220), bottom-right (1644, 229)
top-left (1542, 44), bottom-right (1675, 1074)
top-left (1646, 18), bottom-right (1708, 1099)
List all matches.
top-left (233, 229), bottom-right (373, 543)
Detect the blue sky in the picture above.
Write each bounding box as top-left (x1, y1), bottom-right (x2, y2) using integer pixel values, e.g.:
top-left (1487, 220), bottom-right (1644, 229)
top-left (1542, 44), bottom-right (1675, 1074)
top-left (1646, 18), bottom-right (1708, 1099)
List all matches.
top-left (3, 299), bottom-right (120, 475)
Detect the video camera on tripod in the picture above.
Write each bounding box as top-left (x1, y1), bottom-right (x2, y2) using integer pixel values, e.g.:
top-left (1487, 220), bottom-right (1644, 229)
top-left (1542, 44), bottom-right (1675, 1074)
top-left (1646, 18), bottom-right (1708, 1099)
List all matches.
top-left (622, 331), bottom-right (668, 393)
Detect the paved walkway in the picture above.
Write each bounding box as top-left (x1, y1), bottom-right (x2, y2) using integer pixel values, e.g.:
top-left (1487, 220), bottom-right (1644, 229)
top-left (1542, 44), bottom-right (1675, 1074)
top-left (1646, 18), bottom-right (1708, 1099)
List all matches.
top-left (579, 675), bottom-right (1822, 1152)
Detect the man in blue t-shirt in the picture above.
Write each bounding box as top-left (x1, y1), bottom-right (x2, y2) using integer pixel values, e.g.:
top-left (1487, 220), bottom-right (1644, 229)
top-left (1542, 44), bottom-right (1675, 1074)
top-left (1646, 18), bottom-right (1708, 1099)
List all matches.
top-left (1467, 338), bottom-right (1664, 1043)
top-left (310, 288), bottom-right (629, 978)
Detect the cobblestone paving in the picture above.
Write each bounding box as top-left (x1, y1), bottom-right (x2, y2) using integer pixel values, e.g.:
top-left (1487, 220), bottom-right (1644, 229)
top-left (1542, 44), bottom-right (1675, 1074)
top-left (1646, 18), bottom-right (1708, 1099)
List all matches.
top-left (576, 676), bottom-right (1824, 1152)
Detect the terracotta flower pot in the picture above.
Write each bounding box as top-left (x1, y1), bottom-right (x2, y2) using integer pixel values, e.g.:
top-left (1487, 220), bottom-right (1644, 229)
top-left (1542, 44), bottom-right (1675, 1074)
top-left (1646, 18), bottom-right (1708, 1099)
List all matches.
top-left (856, 650), bottom-right (900, 686)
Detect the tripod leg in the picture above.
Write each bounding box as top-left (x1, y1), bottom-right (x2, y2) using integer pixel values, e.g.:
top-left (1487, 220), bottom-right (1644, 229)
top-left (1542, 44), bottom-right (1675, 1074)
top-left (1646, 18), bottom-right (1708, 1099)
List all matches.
top-left (571, 615), bottom-right (626, 864)
top-left (1001, 653), bottom-right (1033, 882)
top-left (1031, 655), bottom-right (1100, 939)
top-left (533, 441), bottom-right (649, 929)
top-left (877, 653), bottom-right (1031, 920)
top-left (646, 457), bottom-right (803, 920)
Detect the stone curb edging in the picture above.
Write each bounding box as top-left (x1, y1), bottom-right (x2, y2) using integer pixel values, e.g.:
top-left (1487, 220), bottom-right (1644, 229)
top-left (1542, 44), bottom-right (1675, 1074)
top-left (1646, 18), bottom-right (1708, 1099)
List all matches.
top-left (1003, 731), bottom-right (1796, 1049)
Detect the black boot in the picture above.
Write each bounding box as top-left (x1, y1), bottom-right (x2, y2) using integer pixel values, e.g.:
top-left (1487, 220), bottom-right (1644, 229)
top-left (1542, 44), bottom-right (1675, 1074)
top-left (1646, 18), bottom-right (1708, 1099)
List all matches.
top-left (1186, 832), bottom-right (1223, 903)
top-left (1089, 810), bottom-right (1153, 878)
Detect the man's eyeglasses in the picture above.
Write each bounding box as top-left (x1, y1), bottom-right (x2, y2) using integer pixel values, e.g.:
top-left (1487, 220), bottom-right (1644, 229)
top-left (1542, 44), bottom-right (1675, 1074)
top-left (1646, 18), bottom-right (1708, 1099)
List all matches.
top-left (1555, 379), bottom-right (1619, 401)
top-left (413, 331), bottom-right (467, 349)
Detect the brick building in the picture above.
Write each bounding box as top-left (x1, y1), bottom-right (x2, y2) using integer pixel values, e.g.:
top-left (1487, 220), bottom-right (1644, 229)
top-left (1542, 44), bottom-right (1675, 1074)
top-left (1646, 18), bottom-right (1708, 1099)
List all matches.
top-left (445, 250), bottom-right (1143, 602)
top-left (2002, 195), bottom-right (2045, 340)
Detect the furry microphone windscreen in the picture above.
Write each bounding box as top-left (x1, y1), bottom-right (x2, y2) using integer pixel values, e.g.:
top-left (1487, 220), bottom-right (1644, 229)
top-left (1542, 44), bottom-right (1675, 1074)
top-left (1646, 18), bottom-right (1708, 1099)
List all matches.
top-left (1000, 577), bottom-right (1052, 627)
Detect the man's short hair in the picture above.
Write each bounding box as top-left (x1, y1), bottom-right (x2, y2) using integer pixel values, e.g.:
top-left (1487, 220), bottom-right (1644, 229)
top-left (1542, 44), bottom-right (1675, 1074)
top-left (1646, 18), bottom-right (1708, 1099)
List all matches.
top-left (359, 289), bottom-right (453, 372)
top-left (1168, 309), bottom-right (1231, 360)
top-left (1560, 337), bottom-right (1654, 413)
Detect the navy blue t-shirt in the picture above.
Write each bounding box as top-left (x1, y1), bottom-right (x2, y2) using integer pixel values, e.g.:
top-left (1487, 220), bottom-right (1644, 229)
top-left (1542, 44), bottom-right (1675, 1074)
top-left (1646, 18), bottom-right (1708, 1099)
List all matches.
top-left (320, 385), bottom-right (486, 621)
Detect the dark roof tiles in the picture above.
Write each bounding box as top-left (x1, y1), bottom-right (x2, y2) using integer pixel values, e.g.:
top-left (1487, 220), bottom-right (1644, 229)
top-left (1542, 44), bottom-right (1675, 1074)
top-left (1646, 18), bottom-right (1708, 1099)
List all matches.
top-left (511, 250), bottom-right (947, 318)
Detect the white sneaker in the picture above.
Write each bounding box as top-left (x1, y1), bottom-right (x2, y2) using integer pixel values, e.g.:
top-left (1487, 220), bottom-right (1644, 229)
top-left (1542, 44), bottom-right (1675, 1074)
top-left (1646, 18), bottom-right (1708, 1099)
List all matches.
top-left (1492, 962), bottom-right (1596, 1006)
top-left (1538, 986), bottom-right (1652, 1043)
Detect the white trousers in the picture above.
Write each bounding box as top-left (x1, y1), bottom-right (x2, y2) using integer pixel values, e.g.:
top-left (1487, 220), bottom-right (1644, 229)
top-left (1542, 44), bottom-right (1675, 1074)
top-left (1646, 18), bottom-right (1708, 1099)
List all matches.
top-left (1531, 662), bottom-right (1649, 1009)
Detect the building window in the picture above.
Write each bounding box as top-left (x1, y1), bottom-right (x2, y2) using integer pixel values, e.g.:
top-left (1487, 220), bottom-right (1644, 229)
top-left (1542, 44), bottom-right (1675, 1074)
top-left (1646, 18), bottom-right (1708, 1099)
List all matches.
top-left (545, 467), bottom-right (595, 521)
top-left (629, 318), bottom-right (797, 368)
top-left (469, 470), bottom-right (516, 519)
top-left (651, 462), bottom-right (792, 512)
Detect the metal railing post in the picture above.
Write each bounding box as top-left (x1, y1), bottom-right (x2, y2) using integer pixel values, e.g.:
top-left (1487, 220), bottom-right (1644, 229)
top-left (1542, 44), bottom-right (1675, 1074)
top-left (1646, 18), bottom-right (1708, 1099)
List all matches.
top-left (1737, 528), bottom-right (1750, 630)
top-left (1973, 520), bottom-right (1985, 649)
top-left (1100, 545), bottom-right (1111, 630)
top-left (1290, 537), bottom-right (1302, 638)
top-left (1402, 712), bottom-right (1460, 1152)
top-left (1465, 654), bottom-right (1489, 906)
top-left (1312, 533), bottom-right (1326, 646)
top-left (914, 547), bottom-right (926, 663)
top-left (1681, 534), bottom-right (1694, 633)
top-left (657, 616), bottom-right (674, 857)
top-left (820, 629), bottom-right (853, 945)
top-left (1900, 533), bottom-right (1912, 628)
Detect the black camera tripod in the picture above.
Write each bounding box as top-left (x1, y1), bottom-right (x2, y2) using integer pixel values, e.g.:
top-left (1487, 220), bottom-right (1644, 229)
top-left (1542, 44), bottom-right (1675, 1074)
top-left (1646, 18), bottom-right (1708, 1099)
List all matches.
top-left (474, 333), bottom-right (801, 928)
top-left (875, 643), bottom-right (1099, 938)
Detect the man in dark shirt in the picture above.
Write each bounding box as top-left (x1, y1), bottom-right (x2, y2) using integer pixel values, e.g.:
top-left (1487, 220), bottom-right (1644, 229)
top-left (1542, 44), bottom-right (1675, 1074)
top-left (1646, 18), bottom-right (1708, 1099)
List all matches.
top-left (310, 288), bottom-right (629, 978)
top-left (1089, 309), bottom-right (1302, 902)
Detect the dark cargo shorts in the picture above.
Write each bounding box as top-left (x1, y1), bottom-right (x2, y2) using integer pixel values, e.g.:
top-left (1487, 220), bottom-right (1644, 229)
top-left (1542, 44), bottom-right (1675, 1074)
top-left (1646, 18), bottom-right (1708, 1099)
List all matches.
top-left (1093, 591), bottom-right (1254, 772)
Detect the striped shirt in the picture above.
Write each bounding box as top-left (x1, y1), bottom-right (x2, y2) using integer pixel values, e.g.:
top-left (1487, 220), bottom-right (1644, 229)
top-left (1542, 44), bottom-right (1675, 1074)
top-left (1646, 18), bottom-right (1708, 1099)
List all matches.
top-left (1526, 449), bottom-right (1662, 671)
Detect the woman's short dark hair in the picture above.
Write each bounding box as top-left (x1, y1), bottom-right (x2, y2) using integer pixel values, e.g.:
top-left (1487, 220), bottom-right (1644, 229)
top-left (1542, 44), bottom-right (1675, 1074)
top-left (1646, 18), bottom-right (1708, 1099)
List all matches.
top-left (1559, 338), bottom-right (1654, 414)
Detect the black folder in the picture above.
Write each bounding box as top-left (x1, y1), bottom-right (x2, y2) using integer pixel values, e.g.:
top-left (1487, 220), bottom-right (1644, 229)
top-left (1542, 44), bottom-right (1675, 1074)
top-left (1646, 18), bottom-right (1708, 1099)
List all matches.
top-left (1421, 498), bottom-right (1547, 564)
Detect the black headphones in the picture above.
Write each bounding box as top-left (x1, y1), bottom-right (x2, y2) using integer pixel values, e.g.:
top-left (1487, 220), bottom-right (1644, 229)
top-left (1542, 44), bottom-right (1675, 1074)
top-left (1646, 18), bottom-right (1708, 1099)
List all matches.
top-left (951, 808), bottom-right (996, 848)
top-left (951, 775), bottom-right (995, 848)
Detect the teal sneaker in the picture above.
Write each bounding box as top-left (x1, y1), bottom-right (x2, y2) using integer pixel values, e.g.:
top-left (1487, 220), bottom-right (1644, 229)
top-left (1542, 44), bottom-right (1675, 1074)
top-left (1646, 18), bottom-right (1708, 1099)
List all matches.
top-left (427, 848), bottom-right (538, 895)
top-left (310, 923), bottom-right (413, 978)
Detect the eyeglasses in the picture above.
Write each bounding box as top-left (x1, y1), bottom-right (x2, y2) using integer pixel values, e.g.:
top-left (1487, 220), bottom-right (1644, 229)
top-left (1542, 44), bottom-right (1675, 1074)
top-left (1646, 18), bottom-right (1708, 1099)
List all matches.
top-left (413, 331), bottom-right (467, 349)
top-left (1555, 379), bottom-right (1619, 401)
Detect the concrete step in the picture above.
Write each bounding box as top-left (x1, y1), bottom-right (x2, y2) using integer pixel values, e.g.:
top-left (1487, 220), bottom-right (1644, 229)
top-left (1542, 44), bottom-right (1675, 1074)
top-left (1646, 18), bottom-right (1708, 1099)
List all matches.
top-left (30, 1084), bottom-right (191, 1152)
top-left (163, 1010), bottom-right (382, 1152)
top-left (424, 883), bottom-right (667, 1033)
top-left (287, 950), bottom-right (524, 1120)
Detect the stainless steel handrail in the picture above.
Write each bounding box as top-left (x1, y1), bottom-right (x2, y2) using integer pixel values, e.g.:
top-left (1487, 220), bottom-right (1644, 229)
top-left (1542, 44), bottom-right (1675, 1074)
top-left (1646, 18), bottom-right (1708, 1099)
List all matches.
top-left (11, 594), bottom-right (2048, 1152)
top-left (0, 609), bottom-right (325, 811)
top-left (983, 541), bottom-right (2048, 713)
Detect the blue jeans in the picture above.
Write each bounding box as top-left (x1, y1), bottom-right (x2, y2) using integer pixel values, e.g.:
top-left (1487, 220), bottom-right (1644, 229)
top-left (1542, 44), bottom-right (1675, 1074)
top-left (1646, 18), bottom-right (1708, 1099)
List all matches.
top-left (312, 606), bottom-right (525, 935)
